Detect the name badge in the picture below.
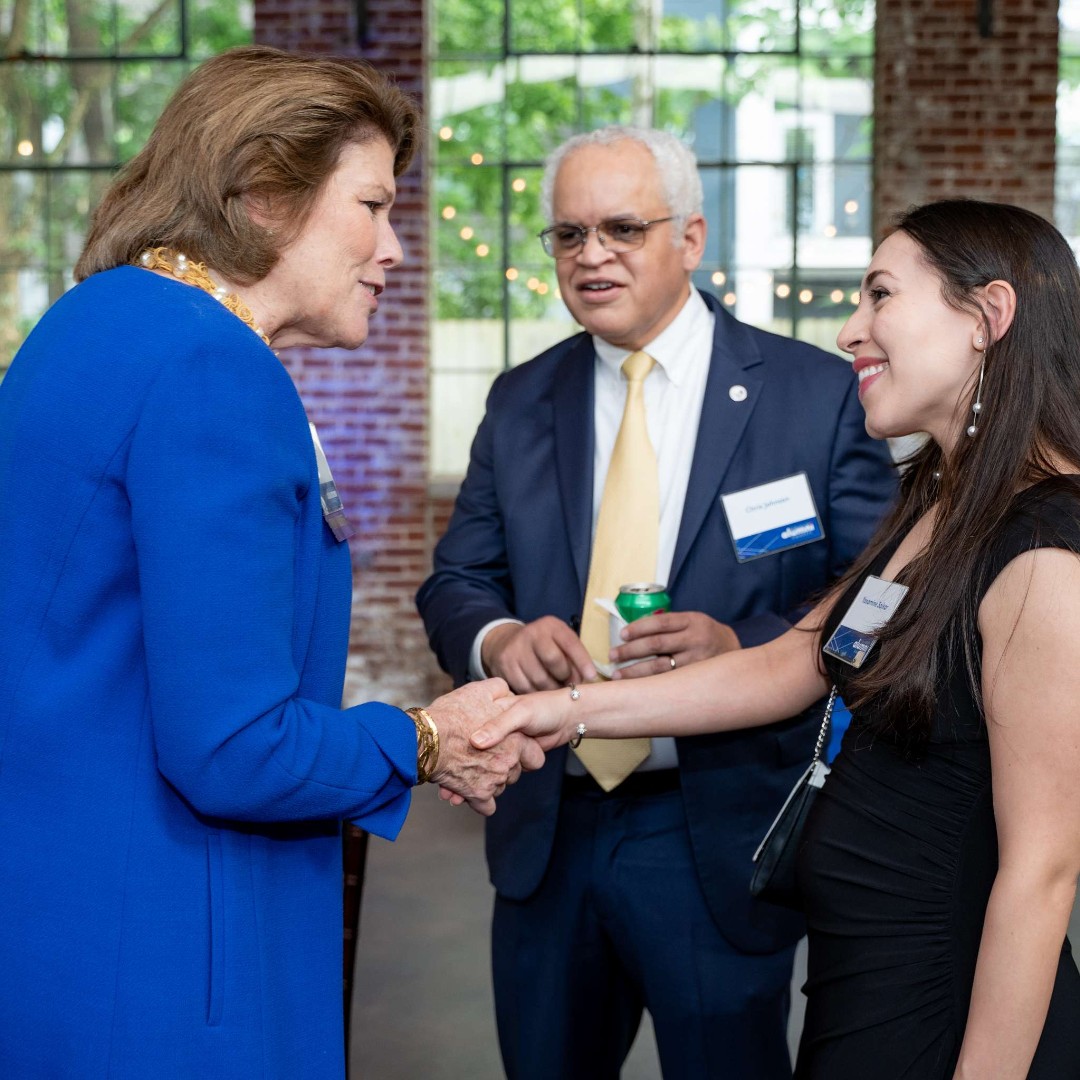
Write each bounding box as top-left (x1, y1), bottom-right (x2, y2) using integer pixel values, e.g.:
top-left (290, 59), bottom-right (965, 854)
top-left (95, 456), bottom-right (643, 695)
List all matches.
top-left (309, 423), bottom-right (356, 543)
top-left (822, 574), bottom-right (909, 668)
top-left (720, 472), bottom-right (824, 562)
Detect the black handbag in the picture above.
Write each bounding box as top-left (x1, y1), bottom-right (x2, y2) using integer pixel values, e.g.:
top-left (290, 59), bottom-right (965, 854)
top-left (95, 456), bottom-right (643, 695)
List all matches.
top-left (749, 686), bottom-right (837, 909)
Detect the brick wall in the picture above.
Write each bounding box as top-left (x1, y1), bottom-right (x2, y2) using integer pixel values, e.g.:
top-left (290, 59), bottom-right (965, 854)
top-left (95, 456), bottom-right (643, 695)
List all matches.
top-left (255, 0), bottom-right (449, 711)
top-left (874, 0), bottom-right (1059, 239)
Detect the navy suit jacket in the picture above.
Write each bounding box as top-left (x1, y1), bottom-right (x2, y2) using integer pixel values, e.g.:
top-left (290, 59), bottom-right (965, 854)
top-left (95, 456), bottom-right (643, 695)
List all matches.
top-left (417, 291), bottom-right (896, 953)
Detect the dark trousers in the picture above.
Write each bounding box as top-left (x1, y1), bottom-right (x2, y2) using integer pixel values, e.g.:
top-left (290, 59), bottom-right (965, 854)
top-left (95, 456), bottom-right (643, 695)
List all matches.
top-left (492, 778), bottom-right (796, 1079)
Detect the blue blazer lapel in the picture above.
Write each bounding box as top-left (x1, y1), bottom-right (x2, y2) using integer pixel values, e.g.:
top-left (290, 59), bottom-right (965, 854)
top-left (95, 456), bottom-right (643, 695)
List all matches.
top-left (669, 296), bottom-right (764, 588)
top-left (551, 335), bottom-right (596, 595)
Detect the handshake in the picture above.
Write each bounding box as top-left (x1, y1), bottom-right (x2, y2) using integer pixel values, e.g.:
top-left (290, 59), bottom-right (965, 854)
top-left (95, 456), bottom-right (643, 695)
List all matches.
top-left (419, 678), bottom-right (545, 816)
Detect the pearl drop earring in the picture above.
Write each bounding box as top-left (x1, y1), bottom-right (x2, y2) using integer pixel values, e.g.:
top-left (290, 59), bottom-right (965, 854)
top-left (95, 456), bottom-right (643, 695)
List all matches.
top-left (966, 360), bottom-right (985, 438)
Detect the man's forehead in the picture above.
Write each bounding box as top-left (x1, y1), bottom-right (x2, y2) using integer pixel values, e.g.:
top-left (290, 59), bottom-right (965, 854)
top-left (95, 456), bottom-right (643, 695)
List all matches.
top-left (552, 142), bottom-right (663, 215)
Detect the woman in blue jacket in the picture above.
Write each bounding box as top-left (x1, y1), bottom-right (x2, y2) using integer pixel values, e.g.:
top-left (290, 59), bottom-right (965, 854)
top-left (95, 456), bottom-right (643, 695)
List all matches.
top-left (0, 46), bottom-right (538, 1078)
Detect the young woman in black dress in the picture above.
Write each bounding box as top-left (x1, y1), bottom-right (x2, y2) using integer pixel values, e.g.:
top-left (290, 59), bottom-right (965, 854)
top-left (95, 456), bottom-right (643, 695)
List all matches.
top-left (473, 199), bottom-right (1080, 1079)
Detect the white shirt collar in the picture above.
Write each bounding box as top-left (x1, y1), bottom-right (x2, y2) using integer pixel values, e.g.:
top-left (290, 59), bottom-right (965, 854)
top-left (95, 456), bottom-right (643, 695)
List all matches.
top-left (592, 288), bottom-right (711, 388)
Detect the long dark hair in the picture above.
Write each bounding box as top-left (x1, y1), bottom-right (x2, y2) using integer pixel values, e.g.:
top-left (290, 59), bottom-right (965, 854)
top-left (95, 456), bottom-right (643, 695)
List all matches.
top-left (830, 199), bottom-right (1080, 750)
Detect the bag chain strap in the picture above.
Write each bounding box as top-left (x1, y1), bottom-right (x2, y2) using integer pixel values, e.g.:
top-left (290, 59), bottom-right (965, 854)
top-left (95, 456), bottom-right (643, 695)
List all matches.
top-left (811, 686), bottom-right (839, 764)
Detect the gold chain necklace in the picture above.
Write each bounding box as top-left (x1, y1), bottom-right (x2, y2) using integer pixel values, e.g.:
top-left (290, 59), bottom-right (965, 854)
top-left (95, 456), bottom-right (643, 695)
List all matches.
top-left (136, 247), bottom-right (271, 348)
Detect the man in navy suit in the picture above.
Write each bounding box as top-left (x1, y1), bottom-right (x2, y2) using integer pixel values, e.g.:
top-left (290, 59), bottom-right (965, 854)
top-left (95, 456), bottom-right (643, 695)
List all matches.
top-left (417, 126), bottom-right (895, 1079)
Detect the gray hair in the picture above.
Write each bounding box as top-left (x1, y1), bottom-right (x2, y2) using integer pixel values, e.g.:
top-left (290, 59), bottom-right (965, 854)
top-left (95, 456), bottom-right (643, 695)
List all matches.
top-left (540, 125), bottom-right (704, 243)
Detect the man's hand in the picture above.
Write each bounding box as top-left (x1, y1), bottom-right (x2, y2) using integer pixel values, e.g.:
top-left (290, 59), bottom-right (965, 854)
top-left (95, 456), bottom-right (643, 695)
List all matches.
top-left (424, 679), bottom-right (545, 815)
top-left (481, 616), bottom-right (597, 693)
top-left (608, 610), bottom-right (740, 679)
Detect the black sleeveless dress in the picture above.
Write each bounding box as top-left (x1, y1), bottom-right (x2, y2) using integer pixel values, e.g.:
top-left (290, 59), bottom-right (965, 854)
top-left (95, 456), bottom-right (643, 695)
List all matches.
top-left (794, 477), bottom-right (1080, 1079)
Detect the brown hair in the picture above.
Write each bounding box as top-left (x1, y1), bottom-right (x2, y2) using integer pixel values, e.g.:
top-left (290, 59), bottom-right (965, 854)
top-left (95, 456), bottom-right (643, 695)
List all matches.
top-left (75, 45), bottom-right (419, 283)
top-left (828, 199), bottom-right (1080, 752)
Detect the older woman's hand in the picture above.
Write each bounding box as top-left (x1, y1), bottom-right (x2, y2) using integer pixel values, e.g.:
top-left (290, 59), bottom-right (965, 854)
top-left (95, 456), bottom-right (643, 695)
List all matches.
top-left (424, 679), bottom-right (545, 815)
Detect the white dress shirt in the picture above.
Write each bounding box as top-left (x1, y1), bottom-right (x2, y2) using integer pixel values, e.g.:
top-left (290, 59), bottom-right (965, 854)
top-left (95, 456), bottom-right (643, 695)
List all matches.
top-left (471, 288), bottom-right (716, 773)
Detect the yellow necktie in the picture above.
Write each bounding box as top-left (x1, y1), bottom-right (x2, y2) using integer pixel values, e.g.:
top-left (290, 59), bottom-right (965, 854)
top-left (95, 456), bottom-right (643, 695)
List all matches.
top-left (574, 350), bottom-right (657, 791)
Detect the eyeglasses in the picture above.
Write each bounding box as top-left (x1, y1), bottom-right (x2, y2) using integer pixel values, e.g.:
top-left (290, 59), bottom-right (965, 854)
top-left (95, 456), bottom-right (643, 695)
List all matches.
top-left (538, 216), bottom-right (676, 259)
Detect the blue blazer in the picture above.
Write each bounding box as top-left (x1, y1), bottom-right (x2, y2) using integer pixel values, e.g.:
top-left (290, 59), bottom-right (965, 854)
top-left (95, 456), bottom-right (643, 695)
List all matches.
top-left (0, 268), bottom-right (416, 1078)
top-left (417, 291), bottom-right (896, 954)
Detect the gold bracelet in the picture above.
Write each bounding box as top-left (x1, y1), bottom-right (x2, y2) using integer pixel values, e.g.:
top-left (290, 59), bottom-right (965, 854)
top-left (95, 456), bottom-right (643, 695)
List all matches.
top-left (405, 707), bottom-right (440, 784)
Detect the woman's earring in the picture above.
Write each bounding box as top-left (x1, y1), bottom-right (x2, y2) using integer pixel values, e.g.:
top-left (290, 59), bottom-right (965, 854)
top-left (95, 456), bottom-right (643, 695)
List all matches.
top-left (966, 360), bottom-right (985, 438)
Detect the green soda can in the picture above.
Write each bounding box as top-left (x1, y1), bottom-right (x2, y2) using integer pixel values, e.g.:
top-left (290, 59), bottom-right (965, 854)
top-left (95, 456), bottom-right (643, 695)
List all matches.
top-left (615, 583), bottom-right (671, 623)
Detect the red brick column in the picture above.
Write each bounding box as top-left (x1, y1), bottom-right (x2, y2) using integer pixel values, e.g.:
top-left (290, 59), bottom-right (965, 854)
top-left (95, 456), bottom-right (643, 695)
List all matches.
top-left (874, 0), bottom-right (1058, 240)
top-left (255, 0), bottom-right (447, 709)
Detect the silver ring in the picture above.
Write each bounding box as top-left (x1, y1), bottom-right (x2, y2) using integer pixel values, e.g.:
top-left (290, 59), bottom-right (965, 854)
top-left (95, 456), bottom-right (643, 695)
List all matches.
top-left (668, 655), bottom-right (676, 670)
top-left (569, 722), bottom-right (587, 749)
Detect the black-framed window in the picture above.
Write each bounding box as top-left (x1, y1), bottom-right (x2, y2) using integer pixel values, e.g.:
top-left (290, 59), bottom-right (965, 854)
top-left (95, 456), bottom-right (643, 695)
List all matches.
top-left (428, 0), bottom-right (875, 477)
top-left (0, 0), bottom-right (252, 378)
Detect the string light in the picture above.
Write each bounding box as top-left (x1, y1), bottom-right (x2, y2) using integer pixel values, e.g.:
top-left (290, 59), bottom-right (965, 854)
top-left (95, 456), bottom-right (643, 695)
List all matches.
top-left (459, 226), bottom-right (474, 240)
top-left (723, 292), bottom-right (736, 305)
top-left (711, 271), bottom-right (727, 286)
top-left (823, 224), bottom-right (837, 238)
top-left (506, 268), bottom-right (519, 281)
top-left (441, 206), bottom-right (456, 220)
top-left (512, 178), bottom-right (527, 192)
top-left (537, 282), bottom-right (549, 295)
top-left (830, 289), bottom-right (844, 303)
top-left (438, 126), bottom-right (454, 140)
top-left (799, 289), bottom-right (813, 304)
top-left (850, 291), bottom-right (861, 305)
top-left (844, 199), bottom-right (859, 214)
top-left (775, 283), bottom-right (791, 299)
top-left (476, 244), bottom-right (490, 257)
top-left (470, 152), bottom-right (484, 165)
top-left (526, 276), bottom-right (539, 290)
top-left (16, 140), bottom-right (33, 156)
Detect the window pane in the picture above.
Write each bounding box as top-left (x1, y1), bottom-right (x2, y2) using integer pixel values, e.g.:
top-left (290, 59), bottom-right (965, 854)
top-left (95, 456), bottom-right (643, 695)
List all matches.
top-left (435, 167), bottom-right (504, 301)
top-left (1, 61), bottom-right (125, 165)
top-left (507, 298), bottom-right (576, 367)
top-left (433, 0), bottom-right (505, 57)
top-left (730, 0), bottom-right (796, 53)
top-left (16, 0), bottom-right (183, 58)
top-left (187, 0), bottom-right (254, 59)
top-left (658, 0), bottom-right (730, 53)
top-left (800, 55), bottom-right (872, 161)
top-left (432, 59), bottom-right (507, 164)
top-left (801, 0), bottom-right (874, 55)
top-left (46, 170), bottom-right (107, 270)
top-left (653, 55), bottom-right (727, 151)
top-left (504, 58), bottom-right (578, 160)
top-left (430, 371), bottom-right (502, 477)
top-left (578, 54), bottom-right (650, 129)
top-left (727, 55), bottom-right (799, 163)
top-left (1065, 0), bottom-right (1080, 52)
top-left (0, 172), bottom-right (51, 375)
top-left (505, 166), bottom-right (546, 269)
top-left (115, 60), bottom-right (193, 159)
top-left (509, 0), bottom-right (580, 53)
top-left (433, 265), bottom-right (506, 324)
top-left (579, 0), bottom-right (638, 52)
top-left (1058, 52), bottom-right (1080, 249)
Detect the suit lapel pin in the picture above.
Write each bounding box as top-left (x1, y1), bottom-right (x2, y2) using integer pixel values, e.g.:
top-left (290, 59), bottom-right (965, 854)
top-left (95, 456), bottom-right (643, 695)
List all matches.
top-left (729, 384), bottom-right (748, 402)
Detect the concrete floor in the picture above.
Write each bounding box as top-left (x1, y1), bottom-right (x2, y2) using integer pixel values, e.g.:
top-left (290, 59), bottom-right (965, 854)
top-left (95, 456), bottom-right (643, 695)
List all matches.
top-left (351, 786), bottom-right (796, 1079)
top-left (350, 785), bottom-right (1080, 1080)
